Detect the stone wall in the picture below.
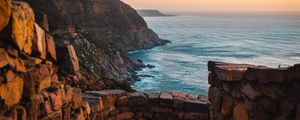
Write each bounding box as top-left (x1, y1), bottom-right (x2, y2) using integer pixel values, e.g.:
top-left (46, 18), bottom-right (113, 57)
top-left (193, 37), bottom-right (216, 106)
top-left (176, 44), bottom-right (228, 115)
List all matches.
top-left (82, 90), bottom-right (209, 120)
top-left (208, 61), bottom-right (300, 120)
top-left (0, 1), bottom-right (87, 119)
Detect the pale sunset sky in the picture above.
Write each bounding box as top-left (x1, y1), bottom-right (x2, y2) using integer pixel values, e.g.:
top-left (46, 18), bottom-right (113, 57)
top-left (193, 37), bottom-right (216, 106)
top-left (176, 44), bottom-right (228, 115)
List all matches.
top-left (122, 0), bottom-right (300, 12)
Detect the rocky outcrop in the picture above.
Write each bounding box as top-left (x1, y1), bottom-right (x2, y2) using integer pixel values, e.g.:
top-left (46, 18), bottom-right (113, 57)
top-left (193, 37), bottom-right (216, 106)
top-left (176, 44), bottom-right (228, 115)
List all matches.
top-left (208, 61), bottom-right (300, 120)
top-left (137, 9), bottom-right (174, 17)
top-left (22, 0), bottom-right (170, 88)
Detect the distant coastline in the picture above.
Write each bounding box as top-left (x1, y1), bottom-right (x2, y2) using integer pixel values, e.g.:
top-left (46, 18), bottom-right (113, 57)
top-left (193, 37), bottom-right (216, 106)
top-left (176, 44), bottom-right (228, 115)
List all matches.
top-left (137, 9), bottom-right (175, 17)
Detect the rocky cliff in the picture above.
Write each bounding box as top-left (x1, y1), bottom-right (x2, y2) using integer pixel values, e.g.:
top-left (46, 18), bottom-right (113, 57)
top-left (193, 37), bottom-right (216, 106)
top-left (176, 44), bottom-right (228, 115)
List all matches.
top-left (22, 0), bottom-right (169, 90)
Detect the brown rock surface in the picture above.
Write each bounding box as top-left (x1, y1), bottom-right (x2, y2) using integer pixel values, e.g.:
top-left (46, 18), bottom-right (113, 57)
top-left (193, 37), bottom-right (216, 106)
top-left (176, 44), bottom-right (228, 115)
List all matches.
top-left (45, 33), bottom-right (57, 61)
top-left (0, 0), bottom-right (11, 31)
top-left (11, 1), bottom-right (34, 55)
top-left (32, 23), bottom-right (47, 59)
top-left (0, 76), bottom-right (23, 107)
top-left (233, 102), bottom-right (249, 120)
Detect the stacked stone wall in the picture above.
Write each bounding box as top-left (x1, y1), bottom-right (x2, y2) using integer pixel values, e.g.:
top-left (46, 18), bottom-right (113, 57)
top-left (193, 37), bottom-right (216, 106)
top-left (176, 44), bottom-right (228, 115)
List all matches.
top-left (208, 61), bottom-right (300, 120)
top-left (82, 90), bottom-right (209, 120)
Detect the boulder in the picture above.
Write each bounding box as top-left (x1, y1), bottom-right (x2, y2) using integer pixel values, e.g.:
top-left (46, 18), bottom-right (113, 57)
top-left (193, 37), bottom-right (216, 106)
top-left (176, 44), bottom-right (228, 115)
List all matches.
top-left (0, 0), bottom-right (11, 31)
top-left (57, 44), bottom-right (80, 75)
top-left (32, 23), bottom-right (47, 59)
top-left (11, 1), bottom-right (34, 54)
top-left (0, 76), bottom-right (23, 107)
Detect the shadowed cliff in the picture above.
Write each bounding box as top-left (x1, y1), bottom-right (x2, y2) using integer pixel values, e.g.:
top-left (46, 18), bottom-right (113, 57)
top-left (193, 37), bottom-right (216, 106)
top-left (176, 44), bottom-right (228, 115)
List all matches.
top-left (22, 0), bottom-right (170, 90)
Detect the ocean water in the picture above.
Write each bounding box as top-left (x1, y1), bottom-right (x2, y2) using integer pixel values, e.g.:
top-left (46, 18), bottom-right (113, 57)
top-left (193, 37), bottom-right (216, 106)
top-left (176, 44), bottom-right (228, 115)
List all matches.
top-left (129, 13), bottom-right (300, 94)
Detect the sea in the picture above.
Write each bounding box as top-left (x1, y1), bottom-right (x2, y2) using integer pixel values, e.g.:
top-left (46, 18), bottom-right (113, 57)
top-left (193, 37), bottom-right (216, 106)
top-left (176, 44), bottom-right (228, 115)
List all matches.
top-left (129, 12), bottom-right (300, 95)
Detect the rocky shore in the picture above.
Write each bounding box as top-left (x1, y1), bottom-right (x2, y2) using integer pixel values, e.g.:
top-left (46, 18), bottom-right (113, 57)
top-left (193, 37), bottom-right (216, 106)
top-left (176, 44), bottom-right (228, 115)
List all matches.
top-left (23, 0), bottom-right (170, 90)
top-left (1, 0), bottom-right (300, 120)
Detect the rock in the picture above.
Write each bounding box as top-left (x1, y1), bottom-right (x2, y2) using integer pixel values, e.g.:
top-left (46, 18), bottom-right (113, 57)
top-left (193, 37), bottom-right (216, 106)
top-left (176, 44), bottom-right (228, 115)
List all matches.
top-left (128, 92), bottom-right (147, 107)
top-left (187, 93), bottom-right (199, 100)
top-left (214, 63), bottom-right (254, 81)
top-left (0, 76), bottom-right (23, 107)
top-left (159, 92), bottom-right (173, 107)
top-left (209, 86), bottom-right (223, 111)
top-left (198, 95), bottom-right (209, 103)
top-left (233, 102), bottom-right (249, 120)
top-left (23, 64), bottom-right (52, 99)
top-left (184, 100), bottom-right (209, 113)
top-left (221, 94), bottom-right (235, 117)
top-left (147, 93), bottom-right (160, 104)
top-left (41, 100), bottom-right (52, 116)
top-left (13, 58), bottom-right (27, 73)
top-left (116, 112), bottom-right (134, 120)
top-left (57, 44), bottom-right (80, 75)
top-left (11, 1), bottom-right (34, 55)
top-left (0, 0), bottom-right (11, 31)
top-left (116, 96), bottom-right (129, 108)
top-left (71, 88), bottom-right (82, 108)
top-left (0, 48), bottom-right (9, 68)
top-left (172, 96), bottom-right (186, 109)
top-left (241, 83), bottom-right (262, 99)
top-left (45, 33), bottom-right (57, 62)
top-left (49, 88), bottom-right (63, 111)
top-left (6, 46), bottom-right (18, 58)
top-left (5, 70), bottom-right (14, 82)
top-left (287, 64), bottom-right (300, 81)
top-left (32, 23), bottom-right (47, 59)
top-left (184, 113), bottom-right (208, 120)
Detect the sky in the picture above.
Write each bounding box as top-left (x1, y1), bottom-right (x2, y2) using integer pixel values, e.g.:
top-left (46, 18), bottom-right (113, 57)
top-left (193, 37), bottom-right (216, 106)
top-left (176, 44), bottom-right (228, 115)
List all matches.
top-left (122, 0), bottom-right (300, 12)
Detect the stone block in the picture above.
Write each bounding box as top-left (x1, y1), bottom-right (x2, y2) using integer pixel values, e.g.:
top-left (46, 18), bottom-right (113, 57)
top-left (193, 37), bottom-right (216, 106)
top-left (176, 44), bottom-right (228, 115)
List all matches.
top-left (0, 76), bottom-right (23, 107)
top-left (23, 64), bottom-right (52, 99)
top-left (160, 92), bottom-right (173, 107)
top-left (45, 33), bottom-right (57, 62)
top-left (0, 48), bottom-right (9, 68)
top-left (149, 106), bottom-right (172, 112)
top-left (57, 44), bottom-right (80, 75)
top-left (288, 64), bottom-right (300, 81)
top-left (85, 90), bottom-right (126, 98)
top-left (83, 94), bottom-right (107, 111)
top-left (233, 102), bottom-right (249, 120)
top-left (49, 88), bottom-right (63, 111)
top-left (128, 92), bottom-right (147, 107)
top-left (221, 94), bottom-right (235, 117)
top-left (184, 113), bottom-right (208, 120)
top-left (71, 88), bottom-right (82, 108)
top-left (241, 83), bottom-right (261, 99)
top-left (187, 93), bottom-right (199, 100)
top-left (11, 1), bottom-right (34, 55)
top-left (0, 0), bottom-right (11, 31)
top-left (214, 63), bottom-right (253, 81)
top-left (116, 96), bottom-right (129, 108)
top-left (198, 95), bottom-right (209, 103)
top-left (116, 112), bottom-right (134, 120)
top-left (208, 86), bottom-right (223, 111)
top-left (184, 100), bottom-right (209, 113)
top-left (147, 93), bottom-right (160, 104)
top-left (172, 96), bottom-right (186, 109)
top-left (32, 23), bottom-right (47, 59)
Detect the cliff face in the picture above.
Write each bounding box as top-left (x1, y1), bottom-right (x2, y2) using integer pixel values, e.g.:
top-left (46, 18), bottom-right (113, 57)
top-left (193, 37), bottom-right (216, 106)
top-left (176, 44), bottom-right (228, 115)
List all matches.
top-left (23, 0), bottom-right (169, 88)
